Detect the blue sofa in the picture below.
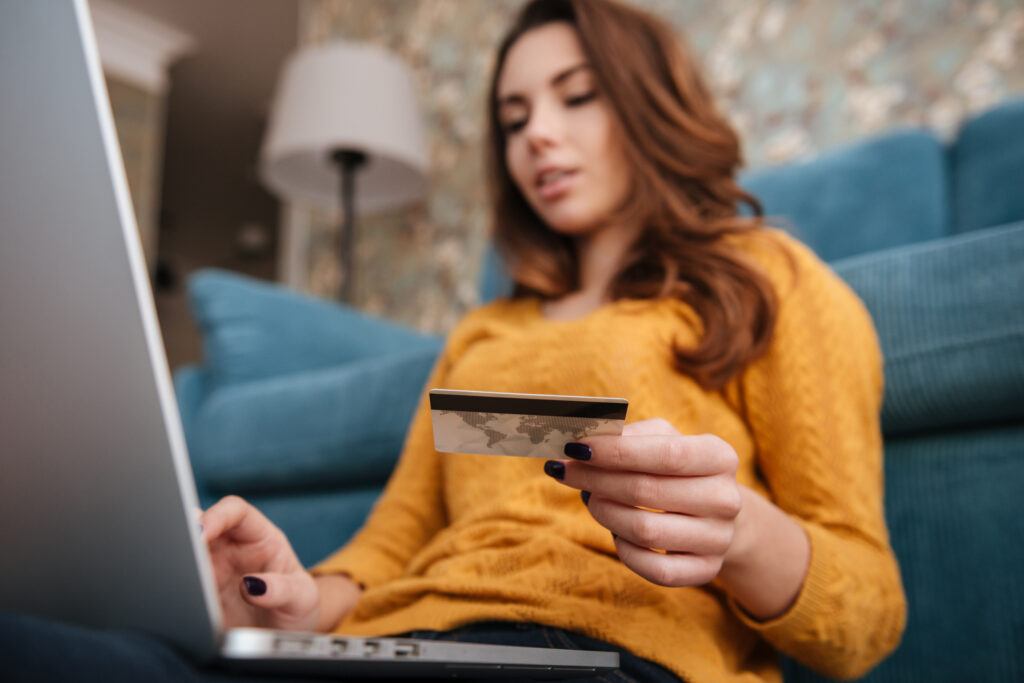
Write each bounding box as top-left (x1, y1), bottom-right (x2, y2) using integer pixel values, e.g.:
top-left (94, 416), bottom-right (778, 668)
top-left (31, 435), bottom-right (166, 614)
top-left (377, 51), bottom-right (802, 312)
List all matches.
top-left (174, 98), bottom-right (1024, 681)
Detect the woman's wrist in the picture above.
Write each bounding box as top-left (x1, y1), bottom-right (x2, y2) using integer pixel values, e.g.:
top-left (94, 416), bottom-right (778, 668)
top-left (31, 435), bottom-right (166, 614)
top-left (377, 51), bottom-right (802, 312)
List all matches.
top-left (313, 573), bottom-right (363, 632)
top-left (717, 485), bottom-right (810, 621)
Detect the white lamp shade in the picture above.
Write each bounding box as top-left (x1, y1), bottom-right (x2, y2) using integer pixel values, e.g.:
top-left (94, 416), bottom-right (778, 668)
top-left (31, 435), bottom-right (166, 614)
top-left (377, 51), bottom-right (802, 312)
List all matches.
top-left (260, 41), bottom-right (429, 213)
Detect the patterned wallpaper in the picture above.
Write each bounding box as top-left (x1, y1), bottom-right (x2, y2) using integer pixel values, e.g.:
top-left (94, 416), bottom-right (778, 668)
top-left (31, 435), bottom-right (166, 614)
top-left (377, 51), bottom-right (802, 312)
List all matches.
top-left (299, 0), bottom-right (1024, 333)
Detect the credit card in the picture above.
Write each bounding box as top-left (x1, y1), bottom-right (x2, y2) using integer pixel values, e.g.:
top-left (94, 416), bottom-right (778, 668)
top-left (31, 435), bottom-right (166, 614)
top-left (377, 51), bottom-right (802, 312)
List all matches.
top-left (429, 388), bottom-right (628, 458)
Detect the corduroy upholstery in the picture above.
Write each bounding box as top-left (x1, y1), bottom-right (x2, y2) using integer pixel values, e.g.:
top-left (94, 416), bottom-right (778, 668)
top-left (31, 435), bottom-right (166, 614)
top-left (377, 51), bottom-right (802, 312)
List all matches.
top-left (832, 221), bottom-right (1024, 437)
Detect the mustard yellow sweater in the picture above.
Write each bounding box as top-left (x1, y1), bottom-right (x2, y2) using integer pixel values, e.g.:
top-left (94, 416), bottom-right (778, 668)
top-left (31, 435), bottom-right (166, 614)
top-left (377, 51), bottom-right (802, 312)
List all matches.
top-left (313, 229), bottom-right (906, 682)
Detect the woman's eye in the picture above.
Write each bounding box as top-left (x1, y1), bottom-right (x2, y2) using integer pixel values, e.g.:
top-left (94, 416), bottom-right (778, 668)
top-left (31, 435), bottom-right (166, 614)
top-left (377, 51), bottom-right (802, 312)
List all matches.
top-left (503, 119), bottom-right (528, 134)
top-left (500, 91), bottom-right (595, 135)
top-left (566, 91), bottom-right (597, 107)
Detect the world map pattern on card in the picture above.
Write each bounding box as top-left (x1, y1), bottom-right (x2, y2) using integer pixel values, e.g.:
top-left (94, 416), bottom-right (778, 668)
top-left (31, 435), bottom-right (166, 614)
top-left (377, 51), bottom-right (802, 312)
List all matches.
top-left (432, 409), bottom-right (624, 458)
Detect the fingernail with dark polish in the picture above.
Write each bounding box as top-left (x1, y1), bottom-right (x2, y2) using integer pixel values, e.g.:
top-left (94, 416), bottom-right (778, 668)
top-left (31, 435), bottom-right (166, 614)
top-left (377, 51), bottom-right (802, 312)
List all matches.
top-left (543, 460), bottom-right (565, 480)
top-left (243, 576), bottom-right (266, 596)
top-left (564, 442), bottom-right (592, 460)
top-left (581, 490), bottom-right (591, 505)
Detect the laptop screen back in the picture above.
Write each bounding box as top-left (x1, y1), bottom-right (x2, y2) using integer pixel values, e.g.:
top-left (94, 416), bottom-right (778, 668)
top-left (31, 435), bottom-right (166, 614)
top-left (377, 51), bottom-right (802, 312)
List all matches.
top-left (0, 0), bottom-right (222, 659)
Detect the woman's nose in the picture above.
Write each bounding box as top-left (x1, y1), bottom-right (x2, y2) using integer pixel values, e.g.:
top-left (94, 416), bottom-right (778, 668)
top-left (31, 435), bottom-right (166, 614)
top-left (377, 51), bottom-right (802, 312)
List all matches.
top-left (523, 102), bottom-right (563, 152)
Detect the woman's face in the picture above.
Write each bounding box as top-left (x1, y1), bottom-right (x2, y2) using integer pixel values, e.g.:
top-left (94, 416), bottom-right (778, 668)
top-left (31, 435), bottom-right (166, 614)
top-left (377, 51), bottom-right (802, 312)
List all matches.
top-left (496, 22), bottom-right (632, 236)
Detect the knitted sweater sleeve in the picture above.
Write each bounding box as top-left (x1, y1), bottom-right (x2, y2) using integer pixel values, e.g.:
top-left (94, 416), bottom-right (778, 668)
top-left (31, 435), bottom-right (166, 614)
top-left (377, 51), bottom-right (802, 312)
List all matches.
top-left (732, 237), bottom-right (907, 679)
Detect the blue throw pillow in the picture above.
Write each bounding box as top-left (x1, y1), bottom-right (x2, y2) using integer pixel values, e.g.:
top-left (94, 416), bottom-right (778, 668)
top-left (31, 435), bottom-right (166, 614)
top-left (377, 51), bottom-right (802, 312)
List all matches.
top-left (187, 269), bottom-right (443, 389)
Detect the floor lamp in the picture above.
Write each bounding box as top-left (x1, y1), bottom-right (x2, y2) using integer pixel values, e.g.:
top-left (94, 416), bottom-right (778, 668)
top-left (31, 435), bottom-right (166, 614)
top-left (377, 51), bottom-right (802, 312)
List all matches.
top-left (260, 41), bottom-right (428, 303)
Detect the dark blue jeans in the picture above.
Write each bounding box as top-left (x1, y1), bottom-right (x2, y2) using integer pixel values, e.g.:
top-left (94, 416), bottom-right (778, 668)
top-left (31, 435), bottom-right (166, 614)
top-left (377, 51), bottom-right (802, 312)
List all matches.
top-left (1, 612), bottom-right (682, 683)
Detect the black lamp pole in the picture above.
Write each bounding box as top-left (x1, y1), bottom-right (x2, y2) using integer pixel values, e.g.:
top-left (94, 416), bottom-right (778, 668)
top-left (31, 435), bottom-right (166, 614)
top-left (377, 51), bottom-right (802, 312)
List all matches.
top-left (331, 148), bottom-right (368, 303)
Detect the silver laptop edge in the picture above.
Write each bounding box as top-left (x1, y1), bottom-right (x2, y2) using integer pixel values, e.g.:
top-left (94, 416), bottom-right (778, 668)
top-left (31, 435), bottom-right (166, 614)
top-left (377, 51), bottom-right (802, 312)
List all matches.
top-left (70, 0), bottom-right (228, 648)
top-left (222, 629), bottom-right (620, 678)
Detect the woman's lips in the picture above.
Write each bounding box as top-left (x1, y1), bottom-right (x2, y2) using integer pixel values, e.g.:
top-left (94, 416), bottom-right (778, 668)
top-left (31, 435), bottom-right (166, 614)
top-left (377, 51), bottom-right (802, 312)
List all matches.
top-left (536, 169), bottom-right (578, 201)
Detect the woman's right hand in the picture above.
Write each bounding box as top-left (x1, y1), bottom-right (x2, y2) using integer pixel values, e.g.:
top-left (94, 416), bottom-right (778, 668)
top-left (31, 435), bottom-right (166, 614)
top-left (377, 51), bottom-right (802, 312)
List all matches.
top-left (200, 495), bottom-right (360, 633)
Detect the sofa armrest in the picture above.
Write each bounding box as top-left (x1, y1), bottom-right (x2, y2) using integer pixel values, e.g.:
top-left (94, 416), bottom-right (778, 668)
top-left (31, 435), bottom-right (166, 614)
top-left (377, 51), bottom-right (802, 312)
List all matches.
top-left (833, 220), bottom-right (1024, 437)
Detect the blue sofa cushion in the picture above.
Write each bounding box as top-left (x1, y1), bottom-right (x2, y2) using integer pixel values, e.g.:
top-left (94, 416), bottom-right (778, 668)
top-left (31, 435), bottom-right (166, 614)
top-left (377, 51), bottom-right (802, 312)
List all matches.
top-left (741, 129), bottom-right (951, 262)
top-left (188, 269), bottom-right (442, 388)
top-left (189, 344), bottom-right (441, 494)
top-left (950, 97), bottom-right (1024, 234)
top-left (832, 221), bottom-right (1024, 436)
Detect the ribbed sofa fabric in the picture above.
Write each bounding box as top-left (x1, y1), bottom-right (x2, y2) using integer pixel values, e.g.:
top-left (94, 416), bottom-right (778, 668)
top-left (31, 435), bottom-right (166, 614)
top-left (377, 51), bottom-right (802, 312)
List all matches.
top-left (190, 344), bottom-right (441, 494)
top-left (950, 97), bottom-right (1024, 234)
top-left (740, 129), bottom-right (951, 262)
top-left (187, 269), bottom-right (443, 388)
top-left (833, 221), bottom-right (1024, 437)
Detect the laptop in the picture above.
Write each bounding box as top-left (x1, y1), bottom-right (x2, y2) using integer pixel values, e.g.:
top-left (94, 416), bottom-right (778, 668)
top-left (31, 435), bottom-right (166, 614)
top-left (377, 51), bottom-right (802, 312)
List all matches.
top-left (0, 1), bottom-right (618, 678)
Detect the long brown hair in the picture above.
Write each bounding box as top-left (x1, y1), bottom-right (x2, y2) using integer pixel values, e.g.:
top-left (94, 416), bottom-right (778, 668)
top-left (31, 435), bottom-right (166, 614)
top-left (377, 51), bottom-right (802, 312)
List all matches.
top-left (486, 0), bottom-right (792, 392)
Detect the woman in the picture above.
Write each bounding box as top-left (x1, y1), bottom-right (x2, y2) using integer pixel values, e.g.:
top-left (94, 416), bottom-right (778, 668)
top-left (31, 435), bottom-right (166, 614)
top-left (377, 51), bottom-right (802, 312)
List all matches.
top-left (1, 0), bottom-right (900, 681)
top-left (201, 1), bottom-right (906, 681)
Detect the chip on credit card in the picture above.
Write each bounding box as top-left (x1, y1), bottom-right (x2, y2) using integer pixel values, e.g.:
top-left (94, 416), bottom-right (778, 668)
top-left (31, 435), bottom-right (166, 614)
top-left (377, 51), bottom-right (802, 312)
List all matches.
top-left (429, 388), bottom-right (629, 458)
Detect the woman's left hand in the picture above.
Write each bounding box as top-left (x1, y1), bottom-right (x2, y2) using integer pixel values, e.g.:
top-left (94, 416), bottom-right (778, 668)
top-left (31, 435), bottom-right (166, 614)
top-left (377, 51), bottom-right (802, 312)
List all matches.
top-left (545, 418), bottom-right (744, 588)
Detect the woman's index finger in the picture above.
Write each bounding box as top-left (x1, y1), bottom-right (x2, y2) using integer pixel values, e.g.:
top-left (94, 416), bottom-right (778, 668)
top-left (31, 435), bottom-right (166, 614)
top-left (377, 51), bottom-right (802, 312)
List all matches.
top-left (579, 433), bottom-right (731, 476)
top-left (200, 495), bottom-right (272, 544)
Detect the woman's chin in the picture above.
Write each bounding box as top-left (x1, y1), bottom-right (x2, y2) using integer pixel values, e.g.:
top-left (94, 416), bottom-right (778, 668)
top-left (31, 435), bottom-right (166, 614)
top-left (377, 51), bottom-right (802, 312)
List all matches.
top-left (539, 211), bottom-right (604, 237)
